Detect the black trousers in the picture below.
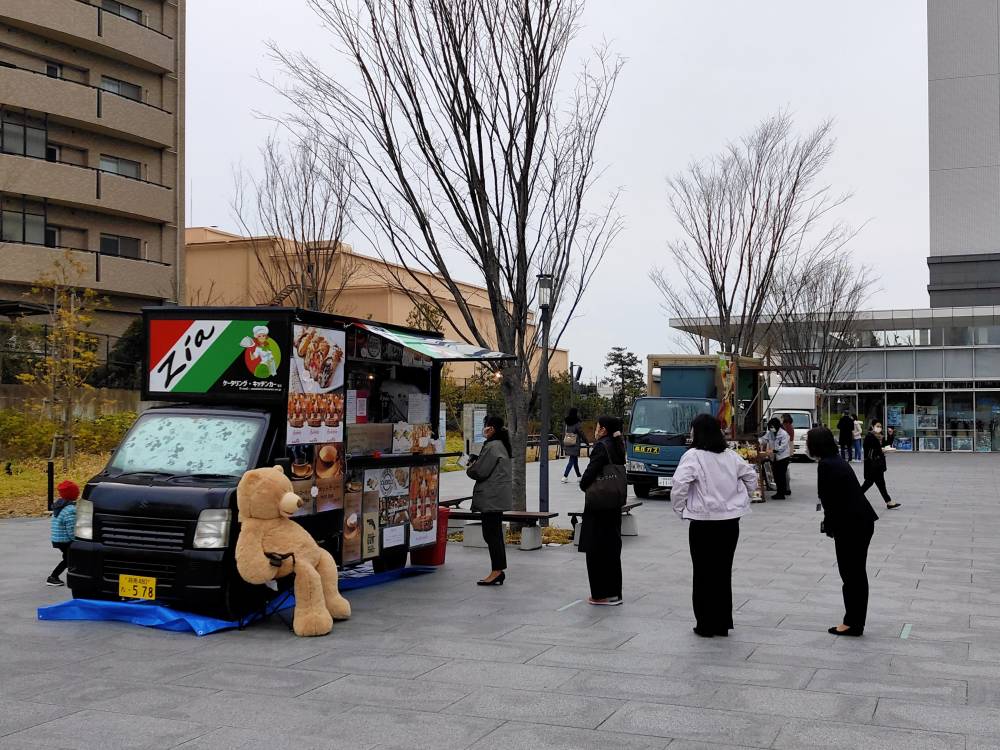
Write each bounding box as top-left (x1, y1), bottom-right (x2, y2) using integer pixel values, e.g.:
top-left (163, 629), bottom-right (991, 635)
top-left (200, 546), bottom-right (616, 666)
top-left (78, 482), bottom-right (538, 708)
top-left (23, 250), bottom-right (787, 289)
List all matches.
top-left (860, 472), bottom-right (892, 504)
top-left (688, 518), bottom-right (740, 632)
top-left (840, 442), bottom-right (852, 461)
top-left (581, 510), bottom-right (622, 600)
top-left (772, 458), bottom-right (790, 496)
top-left (834, 525), bottom-right (874, 630)
top-left (480, 512), bottom-right (507, 571)
top-left (50, 542), bottom-right (70, 579)
top-left (563, 455), bottom-right (581, 477)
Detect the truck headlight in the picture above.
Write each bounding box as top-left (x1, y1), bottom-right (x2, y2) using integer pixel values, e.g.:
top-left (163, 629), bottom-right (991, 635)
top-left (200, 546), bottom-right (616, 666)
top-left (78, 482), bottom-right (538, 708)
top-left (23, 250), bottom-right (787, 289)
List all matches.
top-left (74, 499), bottom-right (93, 540)
top-left (627, 461), bottom-right (646, 472)
top-left (193, 509), bottom-right (231, 549)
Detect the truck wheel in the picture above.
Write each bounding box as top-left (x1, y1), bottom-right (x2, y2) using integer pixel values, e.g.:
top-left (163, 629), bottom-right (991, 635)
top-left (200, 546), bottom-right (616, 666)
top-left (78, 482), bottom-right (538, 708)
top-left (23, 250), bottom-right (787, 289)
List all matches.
top-left (219, 575), bottom-right (270, 621)
top-left (633, 483), bottom-right (651, 499)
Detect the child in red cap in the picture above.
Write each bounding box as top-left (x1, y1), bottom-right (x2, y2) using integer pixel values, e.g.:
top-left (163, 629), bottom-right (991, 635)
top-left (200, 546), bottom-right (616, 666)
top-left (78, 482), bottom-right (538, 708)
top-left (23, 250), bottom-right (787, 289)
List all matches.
top-left (47, 480), bottom-right (79, 586)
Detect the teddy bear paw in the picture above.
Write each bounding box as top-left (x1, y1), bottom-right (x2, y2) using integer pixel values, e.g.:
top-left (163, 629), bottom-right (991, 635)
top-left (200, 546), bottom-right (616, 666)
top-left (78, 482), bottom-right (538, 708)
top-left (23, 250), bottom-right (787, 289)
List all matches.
top-left (293, 608), bottom-right (333, 637)
top-left (327, 595), bottom-right (352, 621)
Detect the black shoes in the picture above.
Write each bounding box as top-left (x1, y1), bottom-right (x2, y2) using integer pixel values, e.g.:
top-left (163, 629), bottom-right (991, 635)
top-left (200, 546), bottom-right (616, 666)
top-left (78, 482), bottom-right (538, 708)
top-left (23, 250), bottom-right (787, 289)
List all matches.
top-left (886, 502), bottom-right (901, 510)
top-left (45, 576), bottom-right (64, 587)
top-left (477, 572), bottom-right (505, 586)
top-left (828, 625), bottom-right (863, 637)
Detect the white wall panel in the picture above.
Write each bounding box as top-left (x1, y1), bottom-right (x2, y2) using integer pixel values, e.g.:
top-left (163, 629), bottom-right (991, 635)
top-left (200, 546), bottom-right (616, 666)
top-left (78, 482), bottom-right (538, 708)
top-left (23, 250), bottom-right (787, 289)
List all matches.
top-left (928, 0), bottom-right (999, 79)
top-left (929, 76), bottom-right (1000, 170)
top-left (929, 166), bottom-right (1000, 255)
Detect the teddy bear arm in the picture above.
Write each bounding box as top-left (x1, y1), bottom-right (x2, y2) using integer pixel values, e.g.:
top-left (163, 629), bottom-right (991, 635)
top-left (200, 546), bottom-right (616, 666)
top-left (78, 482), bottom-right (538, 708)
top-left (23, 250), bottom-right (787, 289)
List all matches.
top-left (234, 522), bottom-right (277, 585)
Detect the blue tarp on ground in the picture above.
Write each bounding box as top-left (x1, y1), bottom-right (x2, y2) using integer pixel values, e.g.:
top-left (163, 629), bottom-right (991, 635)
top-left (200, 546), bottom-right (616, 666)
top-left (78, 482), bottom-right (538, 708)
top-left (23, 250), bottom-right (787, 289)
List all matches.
top-left (36, 565), bottom-right (436, 636)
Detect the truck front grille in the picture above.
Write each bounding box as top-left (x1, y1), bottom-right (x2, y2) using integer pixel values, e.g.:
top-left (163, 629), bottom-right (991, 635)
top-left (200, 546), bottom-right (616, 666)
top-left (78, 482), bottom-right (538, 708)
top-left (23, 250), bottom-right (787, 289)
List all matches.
top-left (103, 558), bottom-right (178, 590)
top-left (98, 515), bottom-right (188, 551)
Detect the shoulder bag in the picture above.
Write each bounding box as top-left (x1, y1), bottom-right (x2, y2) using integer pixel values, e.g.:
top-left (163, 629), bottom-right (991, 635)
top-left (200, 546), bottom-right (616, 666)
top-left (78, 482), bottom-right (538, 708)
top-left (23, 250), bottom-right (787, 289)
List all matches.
top-left (563, 430), bottom-right (578, 448)
top-left (584, 444), bottom-right (627, 512)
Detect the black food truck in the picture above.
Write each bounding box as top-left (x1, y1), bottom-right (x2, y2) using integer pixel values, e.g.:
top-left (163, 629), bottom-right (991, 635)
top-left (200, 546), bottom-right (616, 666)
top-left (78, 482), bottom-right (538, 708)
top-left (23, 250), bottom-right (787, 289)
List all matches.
top-left (67, 307), bottom-right (512, 618)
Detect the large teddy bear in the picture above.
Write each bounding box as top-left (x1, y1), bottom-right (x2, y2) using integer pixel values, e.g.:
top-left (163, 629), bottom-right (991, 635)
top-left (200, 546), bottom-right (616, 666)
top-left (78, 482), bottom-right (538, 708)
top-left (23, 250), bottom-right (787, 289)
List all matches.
top-left (235, 466), bottom-right (351, 636)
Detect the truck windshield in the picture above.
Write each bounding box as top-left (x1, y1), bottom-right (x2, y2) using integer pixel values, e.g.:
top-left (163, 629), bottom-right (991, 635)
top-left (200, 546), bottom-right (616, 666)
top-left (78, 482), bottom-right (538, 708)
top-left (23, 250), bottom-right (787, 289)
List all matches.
top-left (788, 413), bottom-right (811, 429)
top-left (630, 399), bottom-right (713, 436)
top-left (108, 414), bottom-right (264, 478)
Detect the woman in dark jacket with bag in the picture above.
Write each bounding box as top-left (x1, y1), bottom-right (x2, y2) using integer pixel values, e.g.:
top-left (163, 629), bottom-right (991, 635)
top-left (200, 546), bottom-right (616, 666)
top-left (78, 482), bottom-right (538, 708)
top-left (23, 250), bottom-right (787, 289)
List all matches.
top-left (578, 415), bottom-right (626, 606)
top-left (860, 421), bottom-right (900, 510)
top-left (561, 408), bottom-right (588, 482)
top-left (808, 427), bottom-right (879, 636)
top-left (466, 415), bottom-right (513, 585)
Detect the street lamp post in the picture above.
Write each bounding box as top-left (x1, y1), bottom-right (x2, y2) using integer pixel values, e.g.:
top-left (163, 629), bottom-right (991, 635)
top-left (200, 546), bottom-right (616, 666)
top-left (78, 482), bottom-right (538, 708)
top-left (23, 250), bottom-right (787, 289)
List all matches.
top-left (537, 274), bottom-right (552, 521)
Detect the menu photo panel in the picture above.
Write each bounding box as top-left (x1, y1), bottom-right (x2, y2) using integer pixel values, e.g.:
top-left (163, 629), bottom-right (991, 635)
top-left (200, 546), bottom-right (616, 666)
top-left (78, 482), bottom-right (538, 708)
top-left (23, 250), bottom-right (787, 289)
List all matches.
top-left (287, 324), bottom-right (346, 446)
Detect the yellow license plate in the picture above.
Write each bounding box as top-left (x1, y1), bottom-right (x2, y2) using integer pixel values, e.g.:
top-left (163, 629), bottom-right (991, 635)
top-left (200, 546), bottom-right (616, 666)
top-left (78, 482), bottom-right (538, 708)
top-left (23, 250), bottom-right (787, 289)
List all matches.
top-left (118, 574), bottom-right (156, 600)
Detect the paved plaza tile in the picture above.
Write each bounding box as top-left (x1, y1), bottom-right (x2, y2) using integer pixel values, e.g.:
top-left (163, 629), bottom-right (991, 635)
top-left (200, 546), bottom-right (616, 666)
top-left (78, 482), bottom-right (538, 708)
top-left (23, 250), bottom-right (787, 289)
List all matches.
top-left (1, 453), bottom-right (1000, 748)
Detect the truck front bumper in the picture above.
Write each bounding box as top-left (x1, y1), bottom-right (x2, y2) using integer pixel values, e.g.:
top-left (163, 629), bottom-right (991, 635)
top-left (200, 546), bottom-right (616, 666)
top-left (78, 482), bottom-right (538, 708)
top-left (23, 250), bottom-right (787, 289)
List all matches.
top-left (627, 469), bottom-right (677, 487)
top-left (68, 540), bottom-right (230, 611)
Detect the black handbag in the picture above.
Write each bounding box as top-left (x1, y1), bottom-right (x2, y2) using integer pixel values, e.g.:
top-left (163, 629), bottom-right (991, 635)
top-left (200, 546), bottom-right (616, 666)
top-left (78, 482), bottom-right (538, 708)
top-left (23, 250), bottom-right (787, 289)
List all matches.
top-left (584, 462), bottom-right (627, 511)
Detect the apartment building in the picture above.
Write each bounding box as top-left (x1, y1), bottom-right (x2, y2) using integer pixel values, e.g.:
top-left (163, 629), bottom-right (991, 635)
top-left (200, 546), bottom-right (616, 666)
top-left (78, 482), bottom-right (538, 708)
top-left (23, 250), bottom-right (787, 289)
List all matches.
top-left (0, 0), bottom-right (184, 338)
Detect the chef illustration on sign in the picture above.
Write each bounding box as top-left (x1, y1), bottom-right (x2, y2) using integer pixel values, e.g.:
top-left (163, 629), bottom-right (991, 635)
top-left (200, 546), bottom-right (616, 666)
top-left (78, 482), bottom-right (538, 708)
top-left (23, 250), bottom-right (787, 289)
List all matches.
top-left (241, 325), bottom-right (281, 378)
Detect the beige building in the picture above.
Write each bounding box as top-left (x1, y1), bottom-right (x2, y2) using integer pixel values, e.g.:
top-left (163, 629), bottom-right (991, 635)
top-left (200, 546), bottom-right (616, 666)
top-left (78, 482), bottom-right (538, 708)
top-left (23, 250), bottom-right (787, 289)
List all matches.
top-left (0, 0), bottom-right (185, 338)
top-left (185, 227), bottom-right (569, 380)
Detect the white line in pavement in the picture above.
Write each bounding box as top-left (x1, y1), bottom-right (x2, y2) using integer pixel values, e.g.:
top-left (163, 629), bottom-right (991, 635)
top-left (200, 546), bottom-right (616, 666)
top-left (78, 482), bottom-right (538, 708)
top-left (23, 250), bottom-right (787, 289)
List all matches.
top-left (557, 599), bottom-right (583, 612)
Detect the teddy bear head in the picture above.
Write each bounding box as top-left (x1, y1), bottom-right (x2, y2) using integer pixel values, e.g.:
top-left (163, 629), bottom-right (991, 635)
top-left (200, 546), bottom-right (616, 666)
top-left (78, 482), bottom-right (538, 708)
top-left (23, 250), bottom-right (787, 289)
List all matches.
top-left (236, 465), bottom-right (303, 522)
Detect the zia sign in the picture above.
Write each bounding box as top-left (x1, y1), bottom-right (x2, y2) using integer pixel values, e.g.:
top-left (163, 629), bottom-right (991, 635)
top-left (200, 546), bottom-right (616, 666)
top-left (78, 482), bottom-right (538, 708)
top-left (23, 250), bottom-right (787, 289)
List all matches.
top-left (147, 317), bottom-right (288, 400)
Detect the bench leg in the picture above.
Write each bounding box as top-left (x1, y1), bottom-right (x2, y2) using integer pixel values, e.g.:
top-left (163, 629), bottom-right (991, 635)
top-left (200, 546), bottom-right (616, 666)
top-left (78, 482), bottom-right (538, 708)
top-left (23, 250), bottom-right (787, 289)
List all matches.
top-left (519, 525), bottom-right (542, 551)
top-left (462, 521), bottom-right (489, 548)
top-left (573, 521), bottom-right (582, 546)
top-left (620, 513), bottom-right (638, 537)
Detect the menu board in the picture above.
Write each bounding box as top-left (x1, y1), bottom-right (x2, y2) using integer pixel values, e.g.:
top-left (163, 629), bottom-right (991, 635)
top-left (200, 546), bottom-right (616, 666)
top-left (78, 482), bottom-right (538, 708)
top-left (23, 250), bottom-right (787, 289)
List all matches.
top-left (408, 465), bottom-right (439, 547)
top-left (343, 486), bottom-right (362, 565)
top-left (392, 423), bottom-right (435, 454)
top-left (147, 318), bottom-right (288, 400)
top-left (362, 491), bottom-right (380, 559)
top-left (287, 325), bottom-right (346, 446)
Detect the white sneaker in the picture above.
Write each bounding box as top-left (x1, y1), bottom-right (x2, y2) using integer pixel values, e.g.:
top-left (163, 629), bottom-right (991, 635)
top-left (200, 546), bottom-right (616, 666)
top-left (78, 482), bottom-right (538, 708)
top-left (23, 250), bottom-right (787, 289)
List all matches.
top-left (561, 477), bottom-right (568, 483)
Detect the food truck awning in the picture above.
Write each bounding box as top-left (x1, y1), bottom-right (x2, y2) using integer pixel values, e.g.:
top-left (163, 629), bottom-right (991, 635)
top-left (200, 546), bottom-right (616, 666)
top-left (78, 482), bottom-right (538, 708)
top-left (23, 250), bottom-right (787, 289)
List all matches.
top-left (354, 323), bottom-right (515, 362)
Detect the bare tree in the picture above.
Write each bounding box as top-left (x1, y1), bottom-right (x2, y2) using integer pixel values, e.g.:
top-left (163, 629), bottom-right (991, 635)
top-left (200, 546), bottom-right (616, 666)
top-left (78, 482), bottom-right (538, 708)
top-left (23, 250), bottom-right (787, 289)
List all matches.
top-left (233, 132), bottom-right (357, 312)
top-left (764, 254), bottom-right (877, 393)
top-left (272, 0), bottom-right (624, 509)
top-left (652, 112), bottom-right (852, 357)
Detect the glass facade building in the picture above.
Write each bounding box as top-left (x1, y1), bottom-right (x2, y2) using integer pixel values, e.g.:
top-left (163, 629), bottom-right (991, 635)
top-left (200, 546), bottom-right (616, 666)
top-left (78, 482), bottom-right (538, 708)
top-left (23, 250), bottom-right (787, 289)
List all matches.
top-left (671, 306), bottom-right (1000, 454)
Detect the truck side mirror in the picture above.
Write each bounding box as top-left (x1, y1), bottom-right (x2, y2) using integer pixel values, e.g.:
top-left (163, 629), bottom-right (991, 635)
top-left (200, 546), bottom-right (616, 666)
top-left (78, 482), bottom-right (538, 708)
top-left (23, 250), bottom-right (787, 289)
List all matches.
top-left (274, 457), bottom-right (291, 477)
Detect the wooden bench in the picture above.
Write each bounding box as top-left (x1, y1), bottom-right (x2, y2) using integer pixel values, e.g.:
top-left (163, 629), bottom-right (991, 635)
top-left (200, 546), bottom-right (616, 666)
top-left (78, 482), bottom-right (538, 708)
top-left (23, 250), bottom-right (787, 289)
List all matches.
top-left (567, 501), bottom-right (644, 545)
top-left (439, 496), bottom-right (471, 509)
top-left (446, 509), bottom-right (559, 551)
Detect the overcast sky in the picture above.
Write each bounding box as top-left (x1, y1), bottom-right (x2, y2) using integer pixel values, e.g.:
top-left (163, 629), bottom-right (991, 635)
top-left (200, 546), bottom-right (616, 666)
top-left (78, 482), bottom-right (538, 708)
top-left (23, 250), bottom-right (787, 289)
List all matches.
top-left (187, 0), bottom-right (928, 381)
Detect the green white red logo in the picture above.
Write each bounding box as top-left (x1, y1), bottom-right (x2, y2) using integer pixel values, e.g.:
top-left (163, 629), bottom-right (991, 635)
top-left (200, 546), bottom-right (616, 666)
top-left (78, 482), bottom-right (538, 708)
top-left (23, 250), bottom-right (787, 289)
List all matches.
top-left (149, 319), bottom-right (283, 394)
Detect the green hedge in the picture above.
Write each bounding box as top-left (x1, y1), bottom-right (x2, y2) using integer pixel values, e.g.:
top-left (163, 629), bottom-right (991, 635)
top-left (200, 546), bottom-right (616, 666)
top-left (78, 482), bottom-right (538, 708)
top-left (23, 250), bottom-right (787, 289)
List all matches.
top-left (0, 410), bottom-right (137, 459)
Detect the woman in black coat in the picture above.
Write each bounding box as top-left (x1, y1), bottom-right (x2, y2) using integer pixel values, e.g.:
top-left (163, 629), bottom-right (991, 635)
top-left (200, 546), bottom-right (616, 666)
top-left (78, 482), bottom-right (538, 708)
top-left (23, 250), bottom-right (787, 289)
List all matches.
top-left (807, 427), bottom-right (879, 636)
top-left (578, 415), bottom-right (626, 606)
top-left (861, 421), bottom-right (900, 510)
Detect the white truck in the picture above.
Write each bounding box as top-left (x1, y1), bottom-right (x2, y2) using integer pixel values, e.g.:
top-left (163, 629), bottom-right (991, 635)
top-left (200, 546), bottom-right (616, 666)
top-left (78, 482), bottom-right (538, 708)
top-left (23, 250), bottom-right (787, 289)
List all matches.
top-left (764, 386), bottom-right (819, 460)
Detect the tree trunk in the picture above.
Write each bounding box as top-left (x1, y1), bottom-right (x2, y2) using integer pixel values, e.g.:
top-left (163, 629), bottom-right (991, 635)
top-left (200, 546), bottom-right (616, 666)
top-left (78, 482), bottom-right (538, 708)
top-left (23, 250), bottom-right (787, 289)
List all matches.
top-left (501, 373), bottom-right (529, 513)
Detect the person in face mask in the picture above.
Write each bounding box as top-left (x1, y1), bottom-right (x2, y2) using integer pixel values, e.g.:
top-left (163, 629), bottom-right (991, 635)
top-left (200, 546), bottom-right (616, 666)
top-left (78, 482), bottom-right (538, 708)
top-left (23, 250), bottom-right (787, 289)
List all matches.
top-left (860, 421), bottom-right (901, 510)
top-left (764, 417), bottom-right (791, 499)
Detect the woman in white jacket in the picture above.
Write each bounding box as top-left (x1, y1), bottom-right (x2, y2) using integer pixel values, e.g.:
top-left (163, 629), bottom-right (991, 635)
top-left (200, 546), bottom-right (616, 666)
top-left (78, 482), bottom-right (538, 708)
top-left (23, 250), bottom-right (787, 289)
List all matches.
top-left (672, 414), bottom-right (757, 638)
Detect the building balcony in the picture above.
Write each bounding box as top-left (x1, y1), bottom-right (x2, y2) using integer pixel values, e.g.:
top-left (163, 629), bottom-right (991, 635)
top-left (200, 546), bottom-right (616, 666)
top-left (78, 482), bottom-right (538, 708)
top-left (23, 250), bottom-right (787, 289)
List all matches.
top-left (2, 242), bottom-right (174, 300)
top-left (0, 153), bottom-right (175, 224)
top-left (0, 0), bottom-right (175, 73)
top-left (0, 64), bottom-right (174, 148)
